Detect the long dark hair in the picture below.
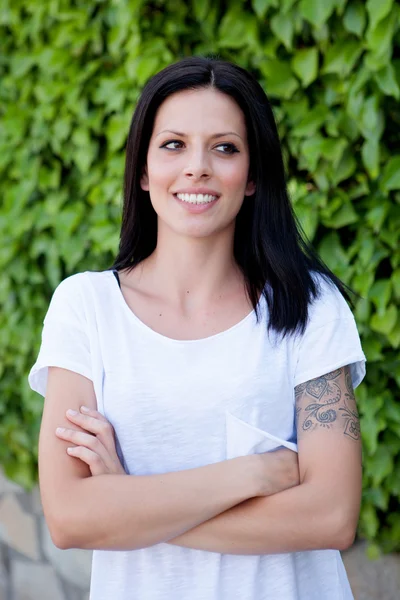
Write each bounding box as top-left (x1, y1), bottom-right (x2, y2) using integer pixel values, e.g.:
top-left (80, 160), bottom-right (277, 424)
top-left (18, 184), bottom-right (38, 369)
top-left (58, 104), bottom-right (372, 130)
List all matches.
top-left (111, 56), bottom-right (353, 336)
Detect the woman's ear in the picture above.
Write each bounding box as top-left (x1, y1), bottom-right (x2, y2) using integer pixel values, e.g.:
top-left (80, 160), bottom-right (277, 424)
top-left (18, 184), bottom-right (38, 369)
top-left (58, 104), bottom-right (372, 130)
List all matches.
top-left (140, 166), bottom-right (149, 191)
top-left (244, 178), bottom-right (256, 197)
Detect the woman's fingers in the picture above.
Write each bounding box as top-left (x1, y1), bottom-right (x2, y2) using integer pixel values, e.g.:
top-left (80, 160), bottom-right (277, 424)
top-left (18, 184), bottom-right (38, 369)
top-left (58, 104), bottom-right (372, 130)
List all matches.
top-left (56, 426), bottom-right (125, 475)
top-left (66, 445), bottom-right (106, 476)
top-left (59, 409), bottom-right (125, 476)
top-left (79, 406), bottom-right (109, 423)
top-left (56, 427), bottom-right (107, 459)
top-left (65, 408), bottom-right (118, 458)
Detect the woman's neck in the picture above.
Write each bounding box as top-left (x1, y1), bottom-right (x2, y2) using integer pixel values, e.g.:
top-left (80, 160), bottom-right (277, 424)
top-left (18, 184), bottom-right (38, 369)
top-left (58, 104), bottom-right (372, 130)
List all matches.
top-left (130, 232), bottom-right (244, 314)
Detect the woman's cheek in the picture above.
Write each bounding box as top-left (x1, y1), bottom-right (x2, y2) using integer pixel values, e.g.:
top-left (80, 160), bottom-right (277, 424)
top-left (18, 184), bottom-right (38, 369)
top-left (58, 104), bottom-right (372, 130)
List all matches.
top-left (148, 156), bottom-right (182, 188)
top-left (220, 160), bottom-right (250, 194)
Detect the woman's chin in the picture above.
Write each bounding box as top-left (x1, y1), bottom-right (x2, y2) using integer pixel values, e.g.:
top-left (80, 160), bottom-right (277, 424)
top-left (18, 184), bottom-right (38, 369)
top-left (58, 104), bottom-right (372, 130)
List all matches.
top-left (158, 218), bottom-right (235, 241)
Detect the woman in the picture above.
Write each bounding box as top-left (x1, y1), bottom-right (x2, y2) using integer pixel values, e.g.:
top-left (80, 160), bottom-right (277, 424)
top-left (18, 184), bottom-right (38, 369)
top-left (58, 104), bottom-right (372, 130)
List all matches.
top-left (29, 57), bottom-right (366, 600)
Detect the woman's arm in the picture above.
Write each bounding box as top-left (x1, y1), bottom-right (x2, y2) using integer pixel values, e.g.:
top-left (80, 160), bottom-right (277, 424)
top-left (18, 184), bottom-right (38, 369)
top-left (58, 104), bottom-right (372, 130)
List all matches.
top-left (40, 367), bottom-right (266, 551)
top-left (167, 366), bottom-right (362, 554)
top-left (55, 365), bottom-right (360, 554)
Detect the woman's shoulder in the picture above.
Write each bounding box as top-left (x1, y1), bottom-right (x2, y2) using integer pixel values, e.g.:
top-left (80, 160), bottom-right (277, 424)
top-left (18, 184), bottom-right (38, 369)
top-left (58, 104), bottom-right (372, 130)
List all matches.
top-left (49, 270), bottom-right (114, 311)
top-left (54, 269), bottom-right (111, 291)
top-left (307, 271), bottom-right (355, 329)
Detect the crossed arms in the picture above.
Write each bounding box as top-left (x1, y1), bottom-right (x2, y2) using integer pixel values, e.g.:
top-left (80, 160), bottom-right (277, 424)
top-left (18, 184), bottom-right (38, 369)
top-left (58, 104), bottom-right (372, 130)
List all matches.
top-left (39, 365), bottom-right (362, 554)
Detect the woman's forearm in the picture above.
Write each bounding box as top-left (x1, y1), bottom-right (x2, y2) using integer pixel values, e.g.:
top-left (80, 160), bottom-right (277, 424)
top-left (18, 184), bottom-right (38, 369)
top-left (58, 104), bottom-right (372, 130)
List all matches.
top-left (167, 481), bottom-right (355, 555)
top-left (48, 455), bottom-right (260, 551)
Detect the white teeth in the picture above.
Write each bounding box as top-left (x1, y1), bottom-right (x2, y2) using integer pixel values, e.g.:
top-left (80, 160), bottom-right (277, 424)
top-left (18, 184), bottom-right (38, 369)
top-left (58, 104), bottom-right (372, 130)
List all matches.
top-left (176, 193), bottom-right (218, 204)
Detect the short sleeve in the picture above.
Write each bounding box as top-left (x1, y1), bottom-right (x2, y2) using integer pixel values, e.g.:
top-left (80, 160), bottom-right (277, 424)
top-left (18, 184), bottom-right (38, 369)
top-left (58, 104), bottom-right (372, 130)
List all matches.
top-left (28, 273), bottom-right (92, 398)
top-left (293, 276), bottom-right (366, 389)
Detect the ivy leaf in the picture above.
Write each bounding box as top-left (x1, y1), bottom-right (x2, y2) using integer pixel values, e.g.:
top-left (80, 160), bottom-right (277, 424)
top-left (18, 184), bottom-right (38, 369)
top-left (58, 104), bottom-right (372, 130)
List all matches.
top-left (332, 148), bottom-right (357, 185)
top-left (360, 503), bottom-right (381, 539)
top-left (392, 269), bottom-right (400, 299)
top-left (281, 0), bottom-right (297, 12)
top-left (293, 201), bottom-right (319, 240)
top-left (193, 0), bottom-right (211, 22)
top-left (10, 54), bottom-right (36, 78)
top-left (380, 156), bottom-right (400, 192)
top-left (252, 0), bottom-right (278, 19)
top-left (270, 11), bottom-right (294, 50)
top-left (320, 137), bottom-right (348, 167)
top-left (386, 467), bottom-right (400, 498)
top-left (107, 15), bottom-right (131, 57)
top-left (388, 319), bottom-right (400, 348)
top-left (352, 271), bottom-right (375, 297)
top-left (366, 10), bottom-right (397, 57)
top-left (322, 40), bottom-right (363, 77)
top-left (53, 116), bottom-right (72, 144)
top-left (366, 0), bottom-right (394, 31)
top-left (343, 1), bottom-right (367, 37)
top-left (362, 137), bottom-right (380, 179)
top-left (291, 105), bottom-right (328, 136)
top-left (354, 297), bottom-right (370, 324)
top-left (370, 304), bottom-right (397, 335)
top-left (300, 134), bottom-right (325, 171)
top-left (357, 235), bottom-right (387, 270)
top-left (106, 113), bottom-right (130, 153)
top-left (219, 9), bottom-right (257, 49)
top-left (299, 0), bottom-right (338, 28)
top-left (56, 206), bottom-right (85, 238)
top-left (135, 56), bottom-right (160, 86)
top-left (368, 446), bottom-right (394, 487)
top-left (260, 59), bottom-right (298, 99)
top-left (360, 95), bottom-right (384, 141)
top-left (291, 47), bottom-right (318, 87)
top-left (321, 202), bottom-right (359, 229)
top-left (361, 413), bottom-right (386, 456)
top-left (369, 279), bottom-right (392, 313)
top-left (318, 231), bottom-right (349, 271)
top-left (374, 63), bottom-right (400, 99)
top-left (365, 203), bottom-right (389, 233)
top-left (364, 48), bottom-right (392, 72)
top-left (365, 476), bottom-right (391, 511)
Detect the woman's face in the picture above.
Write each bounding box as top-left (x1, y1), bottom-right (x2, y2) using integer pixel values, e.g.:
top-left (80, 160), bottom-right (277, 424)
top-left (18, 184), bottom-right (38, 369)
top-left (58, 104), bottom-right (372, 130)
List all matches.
top-left (141, 87), bottom-right (255, 240)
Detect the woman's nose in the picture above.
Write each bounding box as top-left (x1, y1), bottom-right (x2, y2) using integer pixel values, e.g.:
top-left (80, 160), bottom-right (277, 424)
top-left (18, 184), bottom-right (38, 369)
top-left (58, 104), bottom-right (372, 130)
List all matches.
top-left (183, 150), bottom-right (212, 179)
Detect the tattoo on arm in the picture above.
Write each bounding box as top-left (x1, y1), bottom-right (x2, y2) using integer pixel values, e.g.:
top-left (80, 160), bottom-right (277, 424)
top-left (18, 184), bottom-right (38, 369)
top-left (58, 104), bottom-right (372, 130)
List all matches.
top-left (294, 366), bottom-right (360, 441)
top-left (340, 369), bottom-right (360, 441)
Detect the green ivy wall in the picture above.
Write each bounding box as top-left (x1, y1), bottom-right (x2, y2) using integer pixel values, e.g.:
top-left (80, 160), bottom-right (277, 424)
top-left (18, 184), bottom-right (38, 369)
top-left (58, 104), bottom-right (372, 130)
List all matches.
top-left (1, 0), bottom-right (399, 553)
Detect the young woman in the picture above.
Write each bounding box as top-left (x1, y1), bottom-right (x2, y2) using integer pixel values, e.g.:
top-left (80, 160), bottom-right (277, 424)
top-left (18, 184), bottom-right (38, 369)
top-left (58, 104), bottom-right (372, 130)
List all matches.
top-left (29, 57), bottom-right (366, 600)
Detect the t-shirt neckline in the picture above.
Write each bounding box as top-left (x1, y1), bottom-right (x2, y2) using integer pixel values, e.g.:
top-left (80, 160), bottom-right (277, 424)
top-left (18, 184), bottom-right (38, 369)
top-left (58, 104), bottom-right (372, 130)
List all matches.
top-left (106, 270), bottom-right (260, 345)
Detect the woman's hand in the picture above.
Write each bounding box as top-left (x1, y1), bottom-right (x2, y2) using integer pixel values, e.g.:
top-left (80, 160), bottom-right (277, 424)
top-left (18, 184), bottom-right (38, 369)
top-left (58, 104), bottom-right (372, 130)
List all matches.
top-left (55, 407), bottom-right (298, 497)
top-left (55, 406), bottom-right (125, 476)
top-left (255, 448), bottom-right (300, 497)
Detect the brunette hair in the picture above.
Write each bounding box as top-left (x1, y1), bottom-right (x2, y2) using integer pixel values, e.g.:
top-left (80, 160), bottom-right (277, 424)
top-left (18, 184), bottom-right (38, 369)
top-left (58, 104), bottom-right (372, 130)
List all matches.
top-left (111, 56), bottom-right (353, 336)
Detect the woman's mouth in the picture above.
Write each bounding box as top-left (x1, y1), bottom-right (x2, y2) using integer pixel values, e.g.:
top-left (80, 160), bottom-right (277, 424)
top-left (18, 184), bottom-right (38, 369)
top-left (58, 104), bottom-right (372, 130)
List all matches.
top-left (174, 193), bottom-right (219, 205)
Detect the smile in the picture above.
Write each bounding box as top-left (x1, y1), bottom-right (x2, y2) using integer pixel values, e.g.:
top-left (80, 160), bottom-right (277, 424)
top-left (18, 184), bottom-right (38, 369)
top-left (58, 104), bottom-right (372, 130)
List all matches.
top-left (175, 193), bottom-right (218, 205)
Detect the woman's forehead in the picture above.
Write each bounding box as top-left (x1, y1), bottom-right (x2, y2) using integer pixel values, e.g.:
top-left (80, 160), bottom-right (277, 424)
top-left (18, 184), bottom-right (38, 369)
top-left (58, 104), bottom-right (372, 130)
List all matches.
top-left (152, 88), bottom-right (247, 137)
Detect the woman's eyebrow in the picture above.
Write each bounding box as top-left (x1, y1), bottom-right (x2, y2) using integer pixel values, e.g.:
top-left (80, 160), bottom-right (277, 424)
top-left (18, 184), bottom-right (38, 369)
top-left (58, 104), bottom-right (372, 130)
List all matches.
top-left (155, 129), bottom-right (243, 140)
top-left (211, 132), bottom-right (243, 140)
top-left (155, 130), bottom-right (185, 138)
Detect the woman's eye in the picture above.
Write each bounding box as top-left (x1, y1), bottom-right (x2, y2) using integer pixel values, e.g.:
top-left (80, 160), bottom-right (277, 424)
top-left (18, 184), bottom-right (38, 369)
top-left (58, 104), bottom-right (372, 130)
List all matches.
top-left (161, 140), bottom-right (184, 150)
top-left (215, 143), bottom-right (239, 154)
top-left (160, 140), bottom-right (239, 153)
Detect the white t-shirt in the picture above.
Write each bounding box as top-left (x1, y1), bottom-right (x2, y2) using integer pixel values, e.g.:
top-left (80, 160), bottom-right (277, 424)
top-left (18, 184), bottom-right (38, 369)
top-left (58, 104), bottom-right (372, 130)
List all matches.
top-left (29, 269), bottom-right (366, 600)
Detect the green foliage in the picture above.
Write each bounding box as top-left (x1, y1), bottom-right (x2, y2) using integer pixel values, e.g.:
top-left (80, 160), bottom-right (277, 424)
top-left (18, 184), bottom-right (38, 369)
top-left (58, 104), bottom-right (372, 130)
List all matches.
top-left (1, 0), bottom-right (399, 551)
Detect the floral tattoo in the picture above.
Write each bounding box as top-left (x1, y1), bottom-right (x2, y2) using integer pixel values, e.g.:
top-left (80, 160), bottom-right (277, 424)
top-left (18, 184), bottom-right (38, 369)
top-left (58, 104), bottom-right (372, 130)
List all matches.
top-left (295, 366), bottom-right (360, 441)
